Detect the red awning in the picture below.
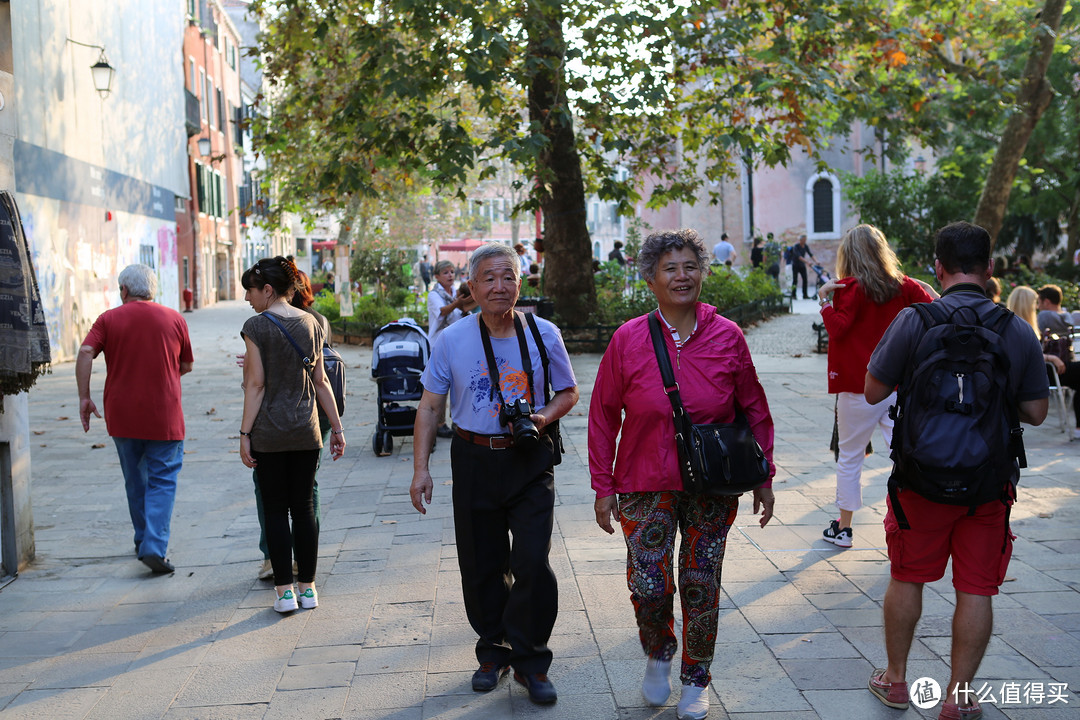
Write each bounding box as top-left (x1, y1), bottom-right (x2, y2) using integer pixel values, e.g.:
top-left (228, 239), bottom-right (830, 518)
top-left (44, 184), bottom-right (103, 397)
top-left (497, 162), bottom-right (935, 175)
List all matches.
top-left (438, 238), bottom-right (485, 252)
top-left (312, 240), bottom-right (336, 250)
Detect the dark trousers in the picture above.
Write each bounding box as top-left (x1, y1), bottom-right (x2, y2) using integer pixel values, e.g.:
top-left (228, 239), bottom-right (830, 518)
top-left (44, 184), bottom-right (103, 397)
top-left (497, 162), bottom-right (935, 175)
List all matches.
top-left (1049, 361), bottom-right (1080, 424)
top-left (451, 434), bottom-right (558, 675)
top-left (792, 262), bottom-right (809, 297)
top-left (251, 448), bottom-right (320, 586)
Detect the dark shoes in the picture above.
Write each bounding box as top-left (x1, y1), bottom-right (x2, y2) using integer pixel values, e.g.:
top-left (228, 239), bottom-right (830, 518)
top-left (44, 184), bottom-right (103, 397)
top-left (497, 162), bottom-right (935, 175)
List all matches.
top-left (472, 662), bottom-right (510, 691)
top-left (514, 671), bottom-right (557, 704)
top-left (140, 555), bottom-right (174, 574)
top-left (436, 424), bottom-right (454, 438)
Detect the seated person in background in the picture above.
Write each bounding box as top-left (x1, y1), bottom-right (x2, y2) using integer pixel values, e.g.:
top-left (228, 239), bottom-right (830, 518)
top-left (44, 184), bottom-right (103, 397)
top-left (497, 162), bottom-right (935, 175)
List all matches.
top-left (1037, 284), bottom-right (1074, 359)
top-left (527, 262), bottom-right (541, 289)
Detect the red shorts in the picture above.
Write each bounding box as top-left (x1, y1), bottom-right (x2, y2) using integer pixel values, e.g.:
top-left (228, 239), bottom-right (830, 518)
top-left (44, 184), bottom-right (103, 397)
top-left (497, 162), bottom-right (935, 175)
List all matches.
top-left (884, 490), bottom-right (1014, 596)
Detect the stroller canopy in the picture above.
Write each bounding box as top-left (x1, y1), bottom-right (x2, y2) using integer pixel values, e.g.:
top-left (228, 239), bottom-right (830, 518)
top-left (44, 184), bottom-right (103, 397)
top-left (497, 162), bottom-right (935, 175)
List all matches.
top-left (372, 318), bottom-right (431, 378)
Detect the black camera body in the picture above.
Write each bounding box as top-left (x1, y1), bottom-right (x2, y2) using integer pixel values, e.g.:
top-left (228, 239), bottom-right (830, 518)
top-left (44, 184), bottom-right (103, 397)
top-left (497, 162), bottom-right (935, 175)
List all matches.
top-left (500, 398), bottom-right (539, 449)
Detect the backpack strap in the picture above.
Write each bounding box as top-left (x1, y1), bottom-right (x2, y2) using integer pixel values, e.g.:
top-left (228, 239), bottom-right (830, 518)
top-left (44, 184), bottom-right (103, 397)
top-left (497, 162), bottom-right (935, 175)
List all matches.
top-left (261, 312), bottom-right (314, 373)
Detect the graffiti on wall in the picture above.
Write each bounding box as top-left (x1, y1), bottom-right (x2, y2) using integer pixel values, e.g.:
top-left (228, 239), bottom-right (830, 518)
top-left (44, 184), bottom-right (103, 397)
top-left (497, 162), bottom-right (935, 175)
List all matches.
top-left (20, 194), bottom-right (179, 362)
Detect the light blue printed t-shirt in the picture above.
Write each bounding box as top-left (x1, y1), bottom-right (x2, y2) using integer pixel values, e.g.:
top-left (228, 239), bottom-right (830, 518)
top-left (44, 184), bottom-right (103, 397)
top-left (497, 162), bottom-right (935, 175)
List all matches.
top-left (422, 312), bottom-right (576, 435)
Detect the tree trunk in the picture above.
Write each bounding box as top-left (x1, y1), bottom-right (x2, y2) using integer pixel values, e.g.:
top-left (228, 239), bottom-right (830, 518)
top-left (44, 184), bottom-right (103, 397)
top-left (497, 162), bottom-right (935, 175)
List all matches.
top-left (526, 0), bottom-right (597, 322)
top-left (973, 0), bottom-right (1066, 245)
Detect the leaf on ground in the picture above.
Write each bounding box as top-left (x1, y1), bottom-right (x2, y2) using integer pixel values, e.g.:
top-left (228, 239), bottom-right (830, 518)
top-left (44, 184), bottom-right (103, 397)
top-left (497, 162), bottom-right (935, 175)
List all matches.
top-left (33, 430), bottom-right (45, 435)
top-left (57, 416), bottom-right (69, 421)
top-left (206, 408), bottom-right (217, 415)
top-left (1038, 512), bottom-right (1053, 518)
top-left (91, 443), bottom-right (106, 449)
top-left (381, 519), bottom-right (398, 524)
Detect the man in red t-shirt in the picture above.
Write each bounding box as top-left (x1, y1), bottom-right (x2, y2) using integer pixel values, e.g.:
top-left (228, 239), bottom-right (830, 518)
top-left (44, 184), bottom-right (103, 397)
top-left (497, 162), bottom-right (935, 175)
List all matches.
top-left (76, 264), bottom-right (194, 574)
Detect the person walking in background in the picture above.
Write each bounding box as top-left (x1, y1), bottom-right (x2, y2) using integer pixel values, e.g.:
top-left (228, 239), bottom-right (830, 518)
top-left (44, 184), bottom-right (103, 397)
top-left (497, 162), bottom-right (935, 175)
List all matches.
top-left (864, 222), bottom-right (1048, 720)
top-left (589, 229), bottom-right (775, 720)
top-left (750, 236), bottom-right (765, 268)
top-left (817, 225), bottom-right (936, 548)
top-left (1009, 285), bottom-right (1080, 439)
top-left (410, 242), bottom-right (579, 704)
top-left (418, 254), bottom-right (433, 292)
top-left (711, 232), bottom-right (736, 266)
top-left (239, 257), bottom-right (345, 613)
top-left (514, 243), bottom-right (531, 275)
top-left (790, 234), bottom-right (815, 299)
top-left (608, 240), bottom-right (627, 266)
top-left (77, 264), bottom-right (193, 575)
top-left (426, 259), bottom-right (477, 438)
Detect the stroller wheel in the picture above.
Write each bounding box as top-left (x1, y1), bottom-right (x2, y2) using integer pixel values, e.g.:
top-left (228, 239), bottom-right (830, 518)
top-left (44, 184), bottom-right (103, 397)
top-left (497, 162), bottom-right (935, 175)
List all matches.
top-left (373, 430), bottom-right (393, 457)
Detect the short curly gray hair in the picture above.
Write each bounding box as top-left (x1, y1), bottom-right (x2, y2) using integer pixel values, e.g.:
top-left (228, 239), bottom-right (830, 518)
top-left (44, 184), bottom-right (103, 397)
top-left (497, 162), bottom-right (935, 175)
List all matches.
top-left (637, 229), bottom-right (710, 282)
top-left (470, 242), bottom-right (520, 281)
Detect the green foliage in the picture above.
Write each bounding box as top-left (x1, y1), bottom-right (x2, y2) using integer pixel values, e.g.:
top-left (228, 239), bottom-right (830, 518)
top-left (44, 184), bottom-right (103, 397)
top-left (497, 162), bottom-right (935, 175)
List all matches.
top-left (593, 263), bottom-right (782, 326)
top-left (700, 267), bottom-right (783, 311)
top-left (843, 168), bottom-right (978, 266)
top-left (593, 261), bottom-right (655, 325)
top-left (999, 269), bottom-right (1080, 310)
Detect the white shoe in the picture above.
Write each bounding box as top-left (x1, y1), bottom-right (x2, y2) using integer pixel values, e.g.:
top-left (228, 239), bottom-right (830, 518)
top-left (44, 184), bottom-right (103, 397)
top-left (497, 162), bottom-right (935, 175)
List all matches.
top-left (677, 683), bottom-right (709, 720)
top-left (297, 587), bottom-right (318, 609)
top-left (641, 657), bottom-right (671, 705)
top-left (274, 589), bottom-right (298, 613)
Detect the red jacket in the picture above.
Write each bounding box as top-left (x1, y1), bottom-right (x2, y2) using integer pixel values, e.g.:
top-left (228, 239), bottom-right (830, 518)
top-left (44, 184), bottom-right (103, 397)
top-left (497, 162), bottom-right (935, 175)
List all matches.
top-left (821, 276), bottom-right (933, 393)
top-left (588, 302), bottom-right (775, 497)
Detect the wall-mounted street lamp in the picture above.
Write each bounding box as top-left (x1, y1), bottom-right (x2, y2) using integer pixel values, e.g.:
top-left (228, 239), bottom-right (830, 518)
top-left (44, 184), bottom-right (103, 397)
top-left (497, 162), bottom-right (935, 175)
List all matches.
top-left (66, 38), bottom-right (115, 99)
top-left (197, 136), bottom-right (227, 164)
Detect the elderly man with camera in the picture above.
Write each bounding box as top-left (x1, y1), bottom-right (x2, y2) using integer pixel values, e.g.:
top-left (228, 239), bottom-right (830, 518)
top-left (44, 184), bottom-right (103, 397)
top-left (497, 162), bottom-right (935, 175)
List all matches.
top-left (411, 242), bottom-right (579, 704)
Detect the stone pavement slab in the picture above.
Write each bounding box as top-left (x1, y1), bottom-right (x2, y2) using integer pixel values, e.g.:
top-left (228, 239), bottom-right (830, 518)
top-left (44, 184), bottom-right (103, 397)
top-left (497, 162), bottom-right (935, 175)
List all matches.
top-left (0, 300), bottom-right (1075, 718)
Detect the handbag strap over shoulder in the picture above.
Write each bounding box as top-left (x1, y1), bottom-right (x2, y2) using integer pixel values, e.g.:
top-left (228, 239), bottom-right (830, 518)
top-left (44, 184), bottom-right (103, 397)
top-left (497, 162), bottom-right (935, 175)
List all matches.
top-left (261, 312), bottom-right (314, 373)
top-left (648, 311), bottom-right (689, 423)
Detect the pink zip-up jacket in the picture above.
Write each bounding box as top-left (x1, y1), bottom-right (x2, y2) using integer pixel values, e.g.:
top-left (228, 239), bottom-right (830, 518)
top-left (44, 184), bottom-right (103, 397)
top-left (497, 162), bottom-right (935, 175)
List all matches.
top-left (589, 302), bottom-right (775, 498)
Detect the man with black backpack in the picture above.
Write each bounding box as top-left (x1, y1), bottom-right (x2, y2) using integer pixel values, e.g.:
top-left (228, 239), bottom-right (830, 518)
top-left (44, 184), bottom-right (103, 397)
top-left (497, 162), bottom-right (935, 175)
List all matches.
top-left (863, 222), bottom-right (1048, 720)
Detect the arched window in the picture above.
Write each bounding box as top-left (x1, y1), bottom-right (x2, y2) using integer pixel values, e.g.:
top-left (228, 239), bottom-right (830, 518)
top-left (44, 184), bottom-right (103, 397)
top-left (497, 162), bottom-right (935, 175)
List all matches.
top-left (805, 172), bottom-right (841, 240)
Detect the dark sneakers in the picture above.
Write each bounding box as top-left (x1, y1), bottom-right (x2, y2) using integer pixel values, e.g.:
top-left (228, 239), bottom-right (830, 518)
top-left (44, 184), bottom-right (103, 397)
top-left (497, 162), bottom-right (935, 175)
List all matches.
top-left (822, 520), bottom-right (853, 548)
top-left (514, 671), bottom-right (558, 704)
top-left (471, 662), bottom-right (509, 692)
top-left (140, 555), bottom-right (174, 574)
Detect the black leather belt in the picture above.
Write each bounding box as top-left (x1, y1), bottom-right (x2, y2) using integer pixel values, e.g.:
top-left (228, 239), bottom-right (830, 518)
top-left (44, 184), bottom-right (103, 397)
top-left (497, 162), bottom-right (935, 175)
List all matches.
top-left (454, 426), bottom-right (515, 450)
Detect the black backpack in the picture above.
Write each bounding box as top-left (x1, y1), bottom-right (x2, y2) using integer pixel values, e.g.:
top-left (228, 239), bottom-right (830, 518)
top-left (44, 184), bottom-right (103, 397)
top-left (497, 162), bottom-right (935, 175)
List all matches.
top-left (322, 344), bottom-right (346, 417)
top-left (887, 301), bottom-right (1026, 529)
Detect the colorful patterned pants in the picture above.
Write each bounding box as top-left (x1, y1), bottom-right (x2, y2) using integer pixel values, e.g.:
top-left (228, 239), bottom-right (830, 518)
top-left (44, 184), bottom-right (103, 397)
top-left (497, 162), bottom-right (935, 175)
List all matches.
top-left (618, 491), bottom-right (739, 687)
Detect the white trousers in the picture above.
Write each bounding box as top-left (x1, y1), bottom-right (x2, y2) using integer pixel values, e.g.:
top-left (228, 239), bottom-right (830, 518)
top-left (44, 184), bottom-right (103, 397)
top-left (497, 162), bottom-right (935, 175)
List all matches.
top-left (835, 390), bottom-right (896, 512)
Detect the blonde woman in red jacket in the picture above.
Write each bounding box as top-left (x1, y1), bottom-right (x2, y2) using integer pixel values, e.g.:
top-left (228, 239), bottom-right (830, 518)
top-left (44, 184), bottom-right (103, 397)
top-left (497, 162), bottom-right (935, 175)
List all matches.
top-left (818, 225), bottom-right (937, 548)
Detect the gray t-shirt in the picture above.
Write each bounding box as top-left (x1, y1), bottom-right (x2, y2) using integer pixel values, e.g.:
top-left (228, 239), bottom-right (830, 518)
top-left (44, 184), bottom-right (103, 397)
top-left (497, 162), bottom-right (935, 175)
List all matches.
top-left (868, 288), bottom-right (1049, 404)
top-left (241, 312), bottom-right (325, 452)
top-left (1037, 309), bottom-right (1073, 336)
top-left (422, 312), bottom-right (576, 434)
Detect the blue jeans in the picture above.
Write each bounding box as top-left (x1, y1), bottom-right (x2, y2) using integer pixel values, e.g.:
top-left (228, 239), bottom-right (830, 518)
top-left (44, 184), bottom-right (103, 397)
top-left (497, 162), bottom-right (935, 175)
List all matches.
top-left (112, 438), bottom-right (184, 559)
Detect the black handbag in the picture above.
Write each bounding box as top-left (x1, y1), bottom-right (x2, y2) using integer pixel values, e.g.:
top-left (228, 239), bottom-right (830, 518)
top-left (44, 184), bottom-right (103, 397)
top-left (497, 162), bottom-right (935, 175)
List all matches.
top-left (648, 311), bottom-right (769, 496)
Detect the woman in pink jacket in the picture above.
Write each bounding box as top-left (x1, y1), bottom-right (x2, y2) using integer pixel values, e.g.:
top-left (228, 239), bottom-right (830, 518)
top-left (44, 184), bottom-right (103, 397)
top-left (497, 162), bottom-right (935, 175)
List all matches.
top-left (588, 229), bottom-right (776, 720)
top-left (817, 224), bottom-right (936, 548)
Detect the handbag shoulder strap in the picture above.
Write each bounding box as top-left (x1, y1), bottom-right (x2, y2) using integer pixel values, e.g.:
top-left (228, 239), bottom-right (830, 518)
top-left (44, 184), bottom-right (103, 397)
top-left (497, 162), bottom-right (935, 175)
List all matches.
top-left (261, 312), bottom-right (314, 373)
top-left (648, 311), bottom-right (688, 420)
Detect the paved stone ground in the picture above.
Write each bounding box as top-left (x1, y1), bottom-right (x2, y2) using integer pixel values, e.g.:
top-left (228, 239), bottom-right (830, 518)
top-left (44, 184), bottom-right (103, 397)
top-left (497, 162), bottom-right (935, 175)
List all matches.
top-left (0, 297), bottom-right (1077, 719)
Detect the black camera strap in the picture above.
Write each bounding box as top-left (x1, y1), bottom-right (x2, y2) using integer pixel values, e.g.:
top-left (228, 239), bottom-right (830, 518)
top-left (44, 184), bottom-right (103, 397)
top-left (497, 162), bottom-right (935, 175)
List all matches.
top-left (478, 312), bottom-right (536, 410)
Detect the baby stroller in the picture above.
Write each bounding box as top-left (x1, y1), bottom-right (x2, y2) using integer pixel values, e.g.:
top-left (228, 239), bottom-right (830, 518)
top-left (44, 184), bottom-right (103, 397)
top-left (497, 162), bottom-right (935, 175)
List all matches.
top-left (810, 263), bottom-right (831, 291)
top-left (371, 318), bottom-right (430, 456)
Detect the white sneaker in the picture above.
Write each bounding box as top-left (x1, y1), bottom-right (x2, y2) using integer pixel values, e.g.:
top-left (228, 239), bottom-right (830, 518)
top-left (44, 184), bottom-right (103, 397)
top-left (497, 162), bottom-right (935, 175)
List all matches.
top-left (641, 657), bottom-right (671, 705)
top-left (677, 683), bottom-right (709, 720)
top-left (297, 587), bottom-right (318, 609)
top-left (274, 589), bottom-right (298, 613)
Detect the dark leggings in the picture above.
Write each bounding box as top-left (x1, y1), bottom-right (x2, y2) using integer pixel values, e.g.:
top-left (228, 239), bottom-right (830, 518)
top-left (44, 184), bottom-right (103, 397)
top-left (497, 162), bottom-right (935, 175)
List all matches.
top-left (1049, 361), bottom-right (1080, 425)
top-left (251, 448), bottom-right (320, 586)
